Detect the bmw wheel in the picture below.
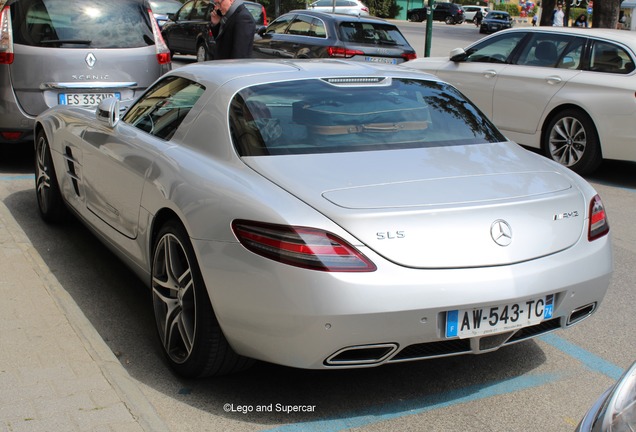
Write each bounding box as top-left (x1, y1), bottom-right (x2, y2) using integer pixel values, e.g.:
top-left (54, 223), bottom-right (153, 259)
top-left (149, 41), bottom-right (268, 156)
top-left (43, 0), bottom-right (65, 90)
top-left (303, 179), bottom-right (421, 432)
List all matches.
top-left (151, 220), bottom-right (252, 377)
top-left (544, 108), bottom-right (601, 175)
top-left (35, 130), bottom-right (67, 223)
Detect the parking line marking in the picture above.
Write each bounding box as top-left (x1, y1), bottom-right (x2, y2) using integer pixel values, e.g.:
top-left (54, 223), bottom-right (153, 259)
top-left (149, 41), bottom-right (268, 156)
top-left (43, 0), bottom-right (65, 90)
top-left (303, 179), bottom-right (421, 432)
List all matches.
top-left (262, 372), bottom-right (565, 432)
top-left (0, 175), bottom-right (34, 181)
top-left (539, 333), bottom-right (624, 381)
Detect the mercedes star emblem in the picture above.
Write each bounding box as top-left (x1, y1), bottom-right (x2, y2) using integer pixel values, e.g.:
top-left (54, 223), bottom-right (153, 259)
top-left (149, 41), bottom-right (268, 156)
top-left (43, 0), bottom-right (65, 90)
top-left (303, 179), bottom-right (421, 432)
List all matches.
top-left (490, 220), bottom-right (512, 247)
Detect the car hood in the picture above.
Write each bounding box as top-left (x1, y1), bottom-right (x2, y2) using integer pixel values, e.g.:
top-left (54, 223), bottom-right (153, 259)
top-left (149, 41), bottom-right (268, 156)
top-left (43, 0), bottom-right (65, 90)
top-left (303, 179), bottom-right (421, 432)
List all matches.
top-left (243, 142), bottom-right (587, 268)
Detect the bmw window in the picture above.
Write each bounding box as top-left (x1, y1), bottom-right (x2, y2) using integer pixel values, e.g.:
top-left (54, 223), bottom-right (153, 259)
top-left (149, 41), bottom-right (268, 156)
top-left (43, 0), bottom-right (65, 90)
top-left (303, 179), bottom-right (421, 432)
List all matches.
top-left (464, 32), bottom-right (525, 63)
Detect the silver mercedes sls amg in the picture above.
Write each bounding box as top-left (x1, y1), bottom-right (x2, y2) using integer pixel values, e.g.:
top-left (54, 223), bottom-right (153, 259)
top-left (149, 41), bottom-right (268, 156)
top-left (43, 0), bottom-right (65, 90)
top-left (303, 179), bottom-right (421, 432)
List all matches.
top-left (34, 59), bottom-right (613, 378)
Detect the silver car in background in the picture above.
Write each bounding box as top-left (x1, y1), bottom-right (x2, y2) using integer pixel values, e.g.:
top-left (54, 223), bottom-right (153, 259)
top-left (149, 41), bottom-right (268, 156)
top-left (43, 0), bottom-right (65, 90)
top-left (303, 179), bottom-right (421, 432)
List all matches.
top-left (0, 0), bottom-right (171, 145)
top-left (34, 59), bottom-right (612, 378)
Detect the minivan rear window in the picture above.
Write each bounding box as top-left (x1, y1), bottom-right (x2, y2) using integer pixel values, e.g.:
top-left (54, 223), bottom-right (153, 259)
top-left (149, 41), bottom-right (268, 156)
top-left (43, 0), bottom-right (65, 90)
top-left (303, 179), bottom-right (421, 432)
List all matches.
top-left (11, 0), bottom-right (155, 48)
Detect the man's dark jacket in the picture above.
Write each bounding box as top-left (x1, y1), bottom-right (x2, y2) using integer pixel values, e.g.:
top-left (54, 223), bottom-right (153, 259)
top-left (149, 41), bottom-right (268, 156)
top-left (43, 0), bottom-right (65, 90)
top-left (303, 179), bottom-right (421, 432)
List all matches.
top-left (211, 3), bottom-right (255, 60)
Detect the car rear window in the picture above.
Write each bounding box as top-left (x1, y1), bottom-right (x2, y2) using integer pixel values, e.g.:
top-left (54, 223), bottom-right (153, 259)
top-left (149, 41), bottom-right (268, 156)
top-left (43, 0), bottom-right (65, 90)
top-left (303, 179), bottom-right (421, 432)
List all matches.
top-left (11, 0), bottom-right (155, 48)
top-left (338, 22), bottom-right (409, 46)
top-left (229, 77), bottom-right (505, 156)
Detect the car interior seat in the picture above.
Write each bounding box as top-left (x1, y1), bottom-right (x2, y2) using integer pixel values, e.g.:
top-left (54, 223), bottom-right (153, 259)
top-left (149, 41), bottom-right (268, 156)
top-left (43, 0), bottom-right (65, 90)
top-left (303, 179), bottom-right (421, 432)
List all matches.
top-left (529, 42), bottom-right (558, 67)
top-left (593, 48), bottom-right (624, 73)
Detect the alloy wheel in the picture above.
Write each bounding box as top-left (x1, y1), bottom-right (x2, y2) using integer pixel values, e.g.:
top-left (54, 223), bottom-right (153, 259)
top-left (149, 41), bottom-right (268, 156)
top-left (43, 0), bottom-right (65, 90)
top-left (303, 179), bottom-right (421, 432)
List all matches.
top-left (152, 233), bottom-right (197, 365)
top-left (548, 115), bottom-right (586, 168)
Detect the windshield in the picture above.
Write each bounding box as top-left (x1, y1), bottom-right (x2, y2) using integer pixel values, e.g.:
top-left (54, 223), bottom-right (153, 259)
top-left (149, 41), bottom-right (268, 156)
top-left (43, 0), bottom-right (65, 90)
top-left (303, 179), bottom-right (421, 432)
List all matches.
top-left (339, 22), bottom-right (409, 46)
top-left (11, 0), bottom-right (155, 48)
top-left (230, 78), bottom-right (505, 156)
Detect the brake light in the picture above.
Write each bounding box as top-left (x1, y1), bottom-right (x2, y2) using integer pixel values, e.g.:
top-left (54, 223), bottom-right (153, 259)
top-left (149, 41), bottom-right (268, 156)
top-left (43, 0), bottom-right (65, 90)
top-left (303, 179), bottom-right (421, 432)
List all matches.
top-left (232, 220), bottom-right (377, 272)
top-left (402, 52), bottom-right (417, 61)
top-left (588, 194), bottom-right (609, 241)
top-left (148, 8), bottom-right (171, 65)
top-left (327, 46), bottom-right (364, 58)
top-left (261, 5), bottom-right (268, 25)
top-left (0, 5), bottom-right (14, 65)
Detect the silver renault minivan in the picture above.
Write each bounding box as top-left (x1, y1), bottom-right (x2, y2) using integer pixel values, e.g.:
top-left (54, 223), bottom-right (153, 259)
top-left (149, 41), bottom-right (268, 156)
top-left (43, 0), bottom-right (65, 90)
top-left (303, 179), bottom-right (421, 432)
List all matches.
top-left (0, 0), bottom-right (171, 144)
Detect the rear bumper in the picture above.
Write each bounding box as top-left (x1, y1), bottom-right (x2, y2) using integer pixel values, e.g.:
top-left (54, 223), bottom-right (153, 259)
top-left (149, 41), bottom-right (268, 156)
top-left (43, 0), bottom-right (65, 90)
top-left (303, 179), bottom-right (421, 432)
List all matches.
top-left (196, 234), bottom-right (612, 370)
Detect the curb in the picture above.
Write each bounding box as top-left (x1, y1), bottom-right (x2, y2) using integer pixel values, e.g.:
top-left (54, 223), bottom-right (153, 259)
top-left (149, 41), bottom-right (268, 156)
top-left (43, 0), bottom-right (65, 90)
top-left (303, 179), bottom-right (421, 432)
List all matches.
top-left (0, 200), bottom-right (170, 432)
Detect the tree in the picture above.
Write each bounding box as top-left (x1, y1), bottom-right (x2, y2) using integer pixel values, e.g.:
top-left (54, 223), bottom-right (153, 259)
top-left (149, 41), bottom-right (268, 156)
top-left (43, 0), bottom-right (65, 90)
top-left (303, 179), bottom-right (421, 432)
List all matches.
top-left (540, 0), bottom-right (621, 27)
top-left (592, 0), bottom-right (621, 28)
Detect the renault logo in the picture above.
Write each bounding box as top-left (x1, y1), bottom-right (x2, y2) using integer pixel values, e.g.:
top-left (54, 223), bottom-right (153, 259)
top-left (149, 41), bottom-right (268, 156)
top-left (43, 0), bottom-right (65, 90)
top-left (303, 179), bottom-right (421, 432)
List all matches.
top-left (85, 53), bottom-right (96, 68)
top-left (490, 220), bottom-right (512, 247)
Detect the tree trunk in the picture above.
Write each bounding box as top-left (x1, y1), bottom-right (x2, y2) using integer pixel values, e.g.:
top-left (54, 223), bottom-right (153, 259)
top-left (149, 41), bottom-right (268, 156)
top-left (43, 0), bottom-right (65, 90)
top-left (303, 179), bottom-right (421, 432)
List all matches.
top-left (592, 0), bottom-right (621, 28)
top-left (540, 0), bottom-right (557, 25)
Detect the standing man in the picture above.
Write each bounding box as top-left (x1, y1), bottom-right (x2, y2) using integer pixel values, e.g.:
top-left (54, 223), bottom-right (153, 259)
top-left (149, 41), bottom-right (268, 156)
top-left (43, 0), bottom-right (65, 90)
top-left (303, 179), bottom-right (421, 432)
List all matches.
top-left (210, 0), bottom-right (255, 60)
top-left (552, 3), bottom-right (565, 26)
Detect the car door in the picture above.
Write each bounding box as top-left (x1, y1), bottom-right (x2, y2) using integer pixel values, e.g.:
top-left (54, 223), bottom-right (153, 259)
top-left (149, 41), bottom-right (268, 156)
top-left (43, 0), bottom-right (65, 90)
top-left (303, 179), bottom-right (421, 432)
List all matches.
top-left (432, 31), bottom-right (527, 119)
top-left (253, 14), bottom-right (295, 58)
top-left (81, 76), bottom-right (205, 238)
top-left (492, 33), bottom-right (583, 136)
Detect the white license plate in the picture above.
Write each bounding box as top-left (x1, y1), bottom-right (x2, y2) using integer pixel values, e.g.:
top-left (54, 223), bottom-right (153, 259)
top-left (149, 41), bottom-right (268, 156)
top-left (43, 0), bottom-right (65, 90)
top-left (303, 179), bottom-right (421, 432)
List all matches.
top-left (445, 294), bottom-right (554, 339)
top-left (365, 56), bottom-right (397, 64)
top-left (59, 92), bottom-right (121, 106)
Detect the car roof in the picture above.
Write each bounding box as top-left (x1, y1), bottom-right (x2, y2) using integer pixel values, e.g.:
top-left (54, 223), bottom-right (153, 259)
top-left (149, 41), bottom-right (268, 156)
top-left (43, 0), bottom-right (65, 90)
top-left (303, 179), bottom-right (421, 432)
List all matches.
top-left (284, 9), bottom-right (388, 23)
top-left (169, 59), bottom-right (438, 90)
top-left (495, 26), bottom-right (636, 45)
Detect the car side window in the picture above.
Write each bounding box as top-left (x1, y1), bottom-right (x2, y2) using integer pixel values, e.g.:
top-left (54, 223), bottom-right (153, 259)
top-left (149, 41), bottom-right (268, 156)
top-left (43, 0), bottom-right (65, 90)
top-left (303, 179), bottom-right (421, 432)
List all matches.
top-left (191, 0), bottom-right (210, 20)
top-left (464, 33), bottom-right (525, 64)
top-left (176, 1), bottom-right (194, 20)
top-left (122, 77), bottom-right (206, 141)
top-left (287, 16), bottom-right (314, 36)
top-left (589, 41), bottom-right (634, 74)
top-left (311, 19), bottom-right (327, 38)
top-left (516, 34), bottom-right (577, 68)
top-left (266, 15), bottom-right (294, 34)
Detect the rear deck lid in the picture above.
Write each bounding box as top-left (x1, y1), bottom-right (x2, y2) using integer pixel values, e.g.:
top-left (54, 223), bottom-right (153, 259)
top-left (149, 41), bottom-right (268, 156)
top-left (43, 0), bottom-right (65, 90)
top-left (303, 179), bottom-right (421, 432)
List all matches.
top-left (245, 144), bottom-right (587, 268)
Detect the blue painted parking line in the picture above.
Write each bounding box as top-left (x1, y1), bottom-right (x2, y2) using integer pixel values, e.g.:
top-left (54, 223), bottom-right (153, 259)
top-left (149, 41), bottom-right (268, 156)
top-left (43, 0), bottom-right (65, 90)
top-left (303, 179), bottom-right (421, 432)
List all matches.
top-left (262, 372), bottom-right (565, 432)
top-left (539, 333), bottom-right (624, 381)
top-left (0, 174), bottom-right (34, 181)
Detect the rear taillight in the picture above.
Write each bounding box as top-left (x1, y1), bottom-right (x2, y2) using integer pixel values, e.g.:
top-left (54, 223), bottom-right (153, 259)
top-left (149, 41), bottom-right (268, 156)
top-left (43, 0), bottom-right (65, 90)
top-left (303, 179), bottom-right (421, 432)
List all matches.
top-left (261, 6), bottom-right (268, 25)
top-left (0, 131), bottom-right (22, 141)
top-left (588, 194), bottom-right (609, 241)
top-left (148, 8), bottom-right (171, 65)
top-left (402, 52), bottom-right (417, 61)
top-left (232, 220), bottom-right (377, 272)
top-left (361, 6), bottom-right (369, 12)
top-left (0, 5), bottom-right (14, 65)
top-left (327, 46), bottom-right (364, 58)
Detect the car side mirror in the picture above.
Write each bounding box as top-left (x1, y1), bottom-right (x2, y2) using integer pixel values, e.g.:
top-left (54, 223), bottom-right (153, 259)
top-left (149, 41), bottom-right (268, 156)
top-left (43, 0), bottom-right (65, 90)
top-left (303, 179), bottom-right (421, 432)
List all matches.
top-left (96, 98), bottom-right (120, 128)
top-left (257, 26), bottom-right (267, 37)
top-left (167, 12), bottom-right (175, 21)
top-left (449, 48), bottom-right (467, 62)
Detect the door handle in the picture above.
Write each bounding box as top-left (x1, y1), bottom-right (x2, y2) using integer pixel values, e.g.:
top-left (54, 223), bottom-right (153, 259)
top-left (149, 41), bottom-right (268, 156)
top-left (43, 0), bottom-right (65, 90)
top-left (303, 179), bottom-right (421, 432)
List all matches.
top-left (546, 76), bottom-right (562, 85)
top-left (483, 70), bottom-right (497, 78)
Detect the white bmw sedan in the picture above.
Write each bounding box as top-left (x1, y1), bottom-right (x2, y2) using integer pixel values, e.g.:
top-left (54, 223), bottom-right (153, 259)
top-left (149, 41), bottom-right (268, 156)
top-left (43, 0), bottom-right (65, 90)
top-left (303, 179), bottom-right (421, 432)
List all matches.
top-left (34, 59), bottom-right (612, 377)
top-left (405, 27), bottom-right (636, 175)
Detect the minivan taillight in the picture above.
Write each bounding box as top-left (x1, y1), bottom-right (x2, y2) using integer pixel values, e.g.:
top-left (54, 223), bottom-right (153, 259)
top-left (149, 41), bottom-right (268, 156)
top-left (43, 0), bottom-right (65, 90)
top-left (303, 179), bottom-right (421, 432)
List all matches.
top-left (328, 46), bottom-right (364, 58)
top-left (0, 5), bottom-right (14, 65)
top-left (148, 8), bottom-right (171, 65)
top-left (232, 220), bottom-right (377, 272)
top-left (588, 194), bottom-right (609, 241)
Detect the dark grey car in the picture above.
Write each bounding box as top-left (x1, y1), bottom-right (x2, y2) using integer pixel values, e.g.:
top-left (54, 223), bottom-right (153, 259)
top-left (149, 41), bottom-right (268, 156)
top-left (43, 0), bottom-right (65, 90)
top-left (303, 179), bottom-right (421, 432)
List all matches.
top-left (253, 10), bottom-right (416, 64)
top-left (0, 0), bottom-right (171, 145)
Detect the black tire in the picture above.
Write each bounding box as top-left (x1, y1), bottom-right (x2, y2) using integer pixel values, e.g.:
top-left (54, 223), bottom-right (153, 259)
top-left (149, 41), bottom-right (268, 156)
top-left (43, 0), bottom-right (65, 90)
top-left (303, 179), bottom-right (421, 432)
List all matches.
top-left (543, 108), bottom-right (602, 175)
top-left (445, 16), bottom-right (454, 24)
top-left (35, 130), bottom-right (67, 223)
top-left (196, 43), bottom-right (209, 62)
top-left (408, 12), bottom-right (422, 22)
top-left (151, 220), bottom-right (253, 377)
